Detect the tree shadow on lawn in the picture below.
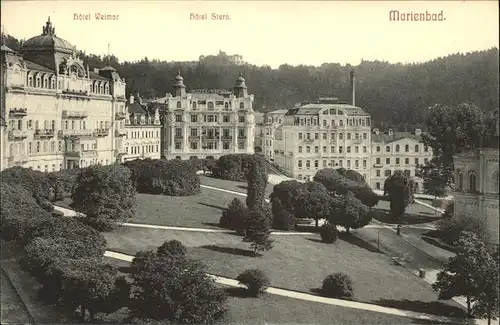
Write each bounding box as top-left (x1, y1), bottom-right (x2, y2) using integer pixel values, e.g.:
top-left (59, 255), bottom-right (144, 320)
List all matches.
top-left (373, 299), bottom-right (470, 319)
top-left (224, 287), bottom-right (254, 298)
top-left (197, 202), bottom-right (226, 211)
top-left (201, 245), bottom-right (261, 257)
top-left (371, 208), bottom-right (443, 225)
top-left (337, 233), bottom-right (382, 254)
top-left (237, 185), bottom-right (247, 190)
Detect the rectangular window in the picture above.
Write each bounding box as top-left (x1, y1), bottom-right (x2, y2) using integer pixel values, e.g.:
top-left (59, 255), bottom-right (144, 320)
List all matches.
top-left (314, 160), bottom-right (319, 168)
top-left (396, 158), bottom-right (400, 164)
top-left (376, 158), bottom-right (381, 164)
top-left (347, 160), bottom-right (351, 168)
top-left (191, 114), bottom-right (198, 122)
top-left (347, 133), bottom-right (351, 140)
top-left (223, 142), bottom-right (230, 149)
top-left (415, 158), bottom-right (419, 165)
top-left (190, 142), bottom-right (198, 149)
top-left (298, 146), bottom-right (302, 153)
top-left (363, 160), bottom-right (367, 168)
top-left (385, 170), bottom-right (391, 177)
top-left (339, 146), bottom-right (343, 153)
top-left (376, 170), bottom-right (381, 177)
top-left (376, 182), bottom-right (380, 189)
top-left (323, 160), bottom-right (327, 167)
top-left (405, 158), bottom-right (410, 165)
top-left (315, 133), bottom-right (319, 139)
top-left (239, 116), bottom-right (245, 123)
top-left (355, 146), bottom-right (359, 153)
top-left (298, 133), bottom-right (303, 140)
top-left (355, 160), bottom-right (359, 168)
top-left (347, 146), bottom-right (351, 153)
top-left (175, 141), bottom-right (181, 149)
top-left (424, 158), bottom-right (429, 164)
top-left (386, 146), bottom-right (390, 152)
top-left (306, 146), bottom-right (310, 153)
top-left (322, 146), bottom-right (326, 153)
top-left (363, 146), bottom-right (367, 153)
top-left (386, 158), bottom-right (390, 164)
top-left (314, 146), bottom-right (319, 153)
top-left (306, 160), bottom-right (310, 168)
top-left (338, 160), bottom-right (343, 167)
top-left (330, 146), bottom-right (335, 153)
top-left (363, 133), bottom-right (367, 140)
top-left (176, 114), bottom-right (183, 122)
top-left (298, 160), bottom-right (302, 168)
top-left (322, 133), bottom-right (327, 140)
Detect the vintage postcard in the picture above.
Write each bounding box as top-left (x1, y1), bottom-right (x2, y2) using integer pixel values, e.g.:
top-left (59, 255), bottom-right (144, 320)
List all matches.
top-left (1, 1), bottom-right (499, 325)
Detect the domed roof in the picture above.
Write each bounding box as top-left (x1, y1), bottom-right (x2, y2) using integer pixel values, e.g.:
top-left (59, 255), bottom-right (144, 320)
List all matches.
top-left (21, 17), bottom-right (74, 54)
top-left (173, 70), bottom-right (186, 88)
top-left (235, 73), bottom-right (247, 88)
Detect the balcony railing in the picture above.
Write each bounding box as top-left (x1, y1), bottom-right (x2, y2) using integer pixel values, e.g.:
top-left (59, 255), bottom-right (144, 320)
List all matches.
top-left (8, 130), bottom-right (28, 140)
top-left (373, 163), bottom-right (383, 168)
top-left (202, 135), bottom-right (218, 140)
top-left (94, 129), bottom-right (110, 137)
top-left (58, 129), bottom-right (94, 138)
top-left (115, 112), bottom-right (127, 120)
top-left (65, 150), bottom-right (98, 158)
top-left (62, 110), bottom-right (88, 118)
top-left (174, 135), bottom-right (184, 140)
top-left (34, 129), bottom-right (55, 139)
top-left (9, 108), bottom-right (28, 117)
top-left (222, 136), bottom-right (232, 140)
top-left (238, 136), bottom-right (247, 139)
top-left (115, 129), bottom-right (127, 137)
top-left (189, 135), bottom-right (201, 140)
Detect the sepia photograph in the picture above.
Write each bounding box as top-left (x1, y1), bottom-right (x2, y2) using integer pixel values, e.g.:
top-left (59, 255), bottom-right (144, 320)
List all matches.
top-left (0, 1), bottom-right (499, 324)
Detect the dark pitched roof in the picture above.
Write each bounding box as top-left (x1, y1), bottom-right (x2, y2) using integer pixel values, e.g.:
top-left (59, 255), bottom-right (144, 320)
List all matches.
top-left (371, 132), bottom-right (424, 144)
top-left (88, 71), bottom-right (109, 81)
top-left (1, 44), bottom-right (15, 53)
top-left (284, 103), bottom-right (369, 117)
top-left (128, 101), bottom-right (148, 115)
top-left (24, 59), bottom-right (53, 73)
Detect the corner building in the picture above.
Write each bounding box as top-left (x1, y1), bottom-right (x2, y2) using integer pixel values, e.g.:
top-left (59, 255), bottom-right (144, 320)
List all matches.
top-left (159, 73), bottom-right (255, 160)
top-left (273, 98), bottom-right (372, 181)
top-left (0, 18), bottom-right (127, 171)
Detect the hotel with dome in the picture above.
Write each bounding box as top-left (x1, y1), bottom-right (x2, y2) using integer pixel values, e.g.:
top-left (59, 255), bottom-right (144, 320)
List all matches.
top-left (0, 17), bottom-right (139, 171)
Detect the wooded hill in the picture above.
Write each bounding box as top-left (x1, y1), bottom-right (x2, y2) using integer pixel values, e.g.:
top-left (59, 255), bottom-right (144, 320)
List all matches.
top-left (4, 35), bottom-right (498, 130)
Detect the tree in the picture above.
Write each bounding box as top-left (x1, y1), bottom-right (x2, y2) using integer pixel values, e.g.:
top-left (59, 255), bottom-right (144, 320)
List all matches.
top-left (244, 209), bottom-right (274, 256)
top-left (295, 181), bottom-right (332, 229)
top-left (269, 180), bottom-right (304, 230)
top-left (472, 249), bottom-right (499, 325)
top-left (156, 240), bottom-right (187, 258)
top-left (432, 232), bottom-right (492, 316)
top-left (329, 192), bottom-right (371, 233)
top-left (71, 165), bottom-right (136, 231)
top-left (220, 198), bottom-right (247, 233)
top-left (130, 251), bottom-right (228, 324)
top-left (384, 170), bottom-right (415, 220)
top-left (236, 269), bottom-right (270, 297)
top-left (419, 160), bottom-right (450, 198)
top-left (245, 154), bottom-right (269, 211)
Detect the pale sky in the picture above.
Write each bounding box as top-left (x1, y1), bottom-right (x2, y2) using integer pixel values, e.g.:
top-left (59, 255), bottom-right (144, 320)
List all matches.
top-left (1, 1), bottom-right (499, 68)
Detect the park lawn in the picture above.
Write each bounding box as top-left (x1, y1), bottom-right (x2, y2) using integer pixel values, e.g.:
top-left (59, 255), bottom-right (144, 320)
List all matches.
top-left (104, 227), bottom-right (458, 312)
top-left (371, 200), bottom-right (443, 225)
top-left (1, 269), bottom-right (33, 325)
top-left (199, 175), bottom-right (276, 197)
top-left (102, 258), bottom-right (457, 325)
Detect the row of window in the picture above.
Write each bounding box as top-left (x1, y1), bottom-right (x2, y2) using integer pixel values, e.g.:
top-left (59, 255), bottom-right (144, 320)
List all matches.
top-left (174, 141), bottom-right (247, 150)
top-left (292, 116), bottom-right (371, 128)
top-left (128, 130), bottom-right (160, 139)
top-left (9, 140), bottom-right (100, 155)
top-left (9, 119), bottom-right (113, 131)
top-left (297, 145), bottom-right (369, 154)
top-left (26, 73), bottom-right (110, 95)
top-left (177, 101), bottom-right (245, 109)
top-left (128, 115), bottom-right (157, 125)
top-left (298, 132), bottom-right (368, 141)
top-left (175, 114), bottom-right (246, 123)
top-left (127, 145), bottom-right (159, 155)
top-left (375, 157), bottom-right (429, 166)
top-left (297, 159), bottom-right (368, 170)
top-left (175, 128), bottom-right (246, 138)
top-left (31, 160), bottom-right (110, 173)
top-left (375, 169), bottom-right (413, 177)
top-left (375, 144), bottom-right (428, 153)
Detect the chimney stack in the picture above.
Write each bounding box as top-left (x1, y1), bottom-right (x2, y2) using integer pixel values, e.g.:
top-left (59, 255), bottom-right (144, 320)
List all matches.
top-left (414, 128), bottom-right (422, 136)
top-left (373, 128), bottom-right (380, 135)
top-left (129, 94), bottom-right (134, 104)
top-left (349, 69), bottom-right (356, 106)
top-left (388, 128), bottom-right (394, 136)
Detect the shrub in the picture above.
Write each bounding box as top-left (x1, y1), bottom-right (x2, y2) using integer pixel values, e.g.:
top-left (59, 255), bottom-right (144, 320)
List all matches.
top-left (156, 240), bottom-right (186, 258)
top-left (124, 159), bottom-right (200, 196)
top-left (0, 182), bottom-right (53, 242)
top-left (212, 154), bottom-right (254, 181)
top-left (269, 180), bottom-right (303, 230)
top-left (26, 217), bottom-right (106, 258)
top-left (34, 195), bottom-right (55, 212)
top-left (322, 273), bottom-right (355, 299)
top-left (245, 155), bottom-right (269, 211)
top-left (437, 214), bottom-right (491, 246)
top-left (48, 168), bottom-right (82, 199)
top-left (220, 198), bottom-right (247, 231)
top-left (51, 210), bottom-right (65, 218)
top-left (244, 209), bottom-right (274, 256)
top-left (236, 269), bottom-right (270, 297)
top-left (71, 164), bottom-right (136, 231)
top-left (130, 252), bottom-right (228, 323)
top-left (320, 223), bottom-right (338, 243)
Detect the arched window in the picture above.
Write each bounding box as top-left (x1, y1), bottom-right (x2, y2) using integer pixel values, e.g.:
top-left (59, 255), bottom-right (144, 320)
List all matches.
top-left (100, 84), bottom-right (104, 94)
top-left (105, 84), bottom-right (109, 94)
top-left (208, 102), bottom-right (214, 109)
top-left (192, 102), bottom-right (197, 109)
top-left (50, 77), bottom-right (55, 89)
top-left (224, 102), bottom-right (229, 109)
top-left (414, 144), bottom-right (419, 152)
top-left (395, 144), bottom-right (400, 152)
top-left (43, 76), bottom-right (48, 88)
top-left (28, 74), bottom-right (33, 87)
top-left (457, 170), bottom-right (464, 190)
top-left (469, 172), bottom-right (477, 192)
top-left (90, 83), bottom-right (94, 93)
top-left (405, 144), bottom-right (409, 152)
top-left (35, 75), bottom-right (41, 87)
top-left (176, 101), bottom-right (181, 109)
top-left (239, 102), bottom-right (244, 109)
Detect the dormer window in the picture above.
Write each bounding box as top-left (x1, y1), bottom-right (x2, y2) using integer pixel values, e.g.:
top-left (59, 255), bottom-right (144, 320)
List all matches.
top-left (134, 116), bottom-right (138, 124)
top-left (239, 102), bottom-right (244, 109)
top-left (224, 102), bottom-right (229, 109)
top-left (192, 102), bottom-right (197, 109)
top-left (100, 84), bottom-right (104, 94)
top-left (90, 83), bottom-right (94, 93)
top-left (43, 76), bottom-right (48, 88)
top-left (105, 84), bottom-right (109, 94)
top-left (405, 144), bottom-right (409, 152)
top-left (35, 76), bottom-right (41, 87)
top-left (395, 144), bottom-right (400, 152)
top-left (28, 75), bottom-right (33, 87)
top-left (50, 77), bottom-right (55, 89)
top-left (177, 101), bottom-right (181, 109)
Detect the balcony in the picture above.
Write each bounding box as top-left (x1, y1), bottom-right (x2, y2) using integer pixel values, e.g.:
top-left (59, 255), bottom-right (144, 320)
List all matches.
top-left (189, 135), bottom-right (201, 141)
top-left (115, 112), bottom-right (127, 120)
top-left (115, 129), bottom-right (127, 137)
top-left (8, 130), bottom-right (28, 140)
top-left (373, 163), bottom-right (383, 168)
top-left (352, 139), bottom-right (363, 144)
top-left (174, 135), bottom-right (184, 140)
top-left (94, 129), bottom-right (110, 137)
top-left (222, 136), bottom-right (233, 140)
top-left (202, 136), bottom-right (218, 140)
top-left (34, 129), bottom-right (55, 139)
top-left (62, 110), bottom-right (88, 119)
top-left (65, 150), bottom-right (98, 158)
top-left (238, 136), bottom-right (247, 140)
top-left (58, 129), bottom-right (94, 138)
top-left (9, 108), bottom-right (28, 117)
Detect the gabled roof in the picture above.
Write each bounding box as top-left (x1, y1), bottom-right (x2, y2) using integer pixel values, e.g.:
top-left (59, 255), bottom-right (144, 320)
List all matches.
top-left (25, 59), bottom-right (53, 73)
top-left (88, 71), bottom-right (109, 81)
top-left (372, 132), bottom-right (423, 144)
top-left (128, 101), bottom-right (149, 115)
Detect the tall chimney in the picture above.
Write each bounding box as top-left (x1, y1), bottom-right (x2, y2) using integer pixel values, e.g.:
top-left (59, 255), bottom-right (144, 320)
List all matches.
top-left (129, 94), bottom-right (134, 104)
top-left (349, 69), bottom-right (356, 106)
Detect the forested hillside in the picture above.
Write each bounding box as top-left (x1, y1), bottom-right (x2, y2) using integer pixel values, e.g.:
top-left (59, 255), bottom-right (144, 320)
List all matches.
top-left (4, 35), bottom-right (498, 129)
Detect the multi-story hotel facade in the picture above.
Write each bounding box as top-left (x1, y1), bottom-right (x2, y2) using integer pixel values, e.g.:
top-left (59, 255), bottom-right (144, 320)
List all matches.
top-left (122, 93), bottom-right (162, 162)
top-left (453, 148), bottom-right (499, 244)
top-left (255, 109), bottom-right (287, 161)
top-left (273, 98), bottom-right (372, 181)
top-left (370, 128), bottom-right (433, 192)
top-left (157, 73), bottom-right (255, 160)
top-left (1, 18), bottom-right (128, 171)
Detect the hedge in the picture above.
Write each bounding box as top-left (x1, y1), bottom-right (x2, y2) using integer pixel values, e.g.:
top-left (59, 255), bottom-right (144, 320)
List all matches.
top-left (211, 154), bottom-right (255, 181)
top-left (124, 159), bottom-right (200, 196)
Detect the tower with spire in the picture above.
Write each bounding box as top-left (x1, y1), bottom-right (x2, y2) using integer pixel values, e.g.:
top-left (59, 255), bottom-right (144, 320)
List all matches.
top-left (234, 73), bottom-right (248, 98)
top-left (172, 69), bottom-right (186, 98)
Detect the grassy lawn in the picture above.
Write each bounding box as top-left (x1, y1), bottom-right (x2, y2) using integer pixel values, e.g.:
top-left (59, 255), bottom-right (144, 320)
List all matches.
top-left (104, 227), bottom-right (465, 318)
top-left (199, 175), bottom-right (276, 197)
top-left (370, 200), bottom-right (443, 225)
top-left (103, 258), bottom-right (461, 325)
top-left (1, 268), bottom-right (33, 324)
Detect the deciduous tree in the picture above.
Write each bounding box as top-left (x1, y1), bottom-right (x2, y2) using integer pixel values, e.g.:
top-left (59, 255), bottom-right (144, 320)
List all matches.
top-left (384, 170), bottom-right (415, 220)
